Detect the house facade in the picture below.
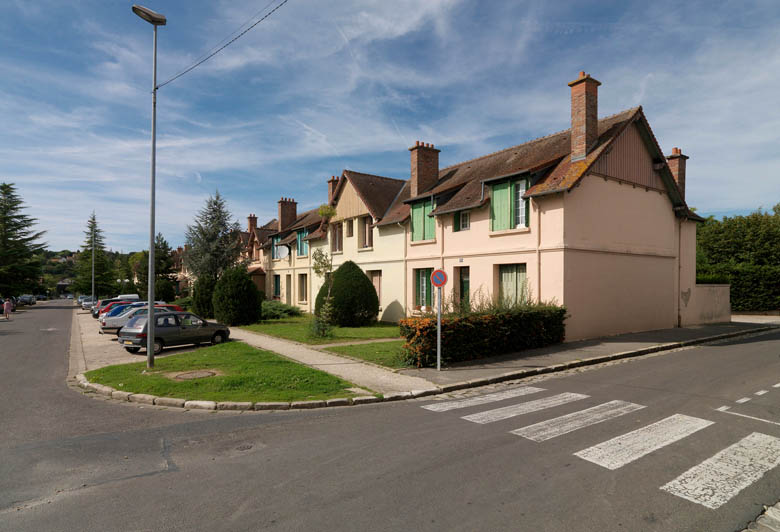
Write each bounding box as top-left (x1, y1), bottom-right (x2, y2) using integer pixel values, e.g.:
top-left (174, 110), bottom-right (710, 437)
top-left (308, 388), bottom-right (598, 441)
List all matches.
top-left (233, 71), bottom-right (729, 341)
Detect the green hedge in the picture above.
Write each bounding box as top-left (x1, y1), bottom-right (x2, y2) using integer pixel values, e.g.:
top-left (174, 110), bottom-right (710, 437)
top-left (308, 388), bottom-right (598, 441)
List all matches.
top-left (212, 266), bottom-right (262, 325)
top-left (698, 264), bottom-right (780, 311)
top-left (400, 306), bottom-right (566, 368)
top-left (314, 260), bottom-right (378, 327)
top-left (262, 300), bottom-right (303, 320)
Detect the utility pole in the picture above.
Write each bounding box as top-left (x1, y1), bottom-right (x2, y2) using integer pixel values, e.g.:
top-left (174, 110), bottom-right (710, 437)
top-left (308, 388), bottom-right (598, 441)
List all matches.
top-left (91, 213), bottom-right (95, 306)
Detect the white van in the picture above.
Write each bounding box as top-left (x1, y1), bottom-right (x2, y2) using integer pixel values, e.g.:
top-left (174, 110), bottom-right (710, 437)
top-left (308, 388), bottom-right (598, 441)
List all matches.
top-left (117, 294), bottom-right (140, 300)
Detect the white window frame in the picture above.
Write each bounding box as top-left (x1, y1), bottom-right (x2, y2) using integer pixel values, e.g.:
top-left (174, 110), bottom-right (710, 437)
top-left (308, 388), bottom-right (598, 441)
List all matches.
top-left (460, 211), bottom-right (470, 231)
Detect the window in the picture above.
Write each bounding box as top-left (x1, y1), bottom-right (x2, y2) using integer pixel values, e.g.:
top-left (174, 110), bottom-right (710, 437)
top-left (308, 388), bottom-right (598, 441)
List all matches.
top-left (298, 273), bottom-right (307, 302)
top-left (359, 216), bottom-right (373, 248)
top-left (272, 236), bottom-right (281, 259)
top-left (411, 199), bottom-right (435, 241)
top-left (346, 219), bottom-right (354, 237)
top-left (331, 222), bottom-right (343, 252)
top-left (296, 229), bottom-right (309, 256)
top-left (453, 211), bottom-right (470, 232)
top-left (457, 266), bottom-right (470, 308)
top-left (367, 270), bottom-right (381, 301)
top-left (498, 264), bottom-right (527, 305)
top-left (490, 178), bottom-right (529, 231)
top-left (273, 275), bottom-right (281, 298)
top-left (156, 315), bottom-right (176, 327)
top-left (414, 268), bottom-right (433, 308)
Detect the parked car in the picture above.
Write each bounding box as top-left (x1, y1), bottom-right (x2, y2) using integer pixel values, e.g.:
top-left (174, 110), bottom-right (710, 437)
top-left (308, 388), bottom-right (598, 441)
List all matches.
top-left (36, 294), bottom-right (47, 301)
top-left (81, 297), bottom-right (95, 310)
top-left (102, 304), bottom-right (183, 334)
top-left (18, 295), bottom-right (36, 306)
top-left (117, 311), bottom-right (230, 354)
top-left (98, 300), bottom-right (136, 318)
top-left (92, 298), bottom-right (126, 318)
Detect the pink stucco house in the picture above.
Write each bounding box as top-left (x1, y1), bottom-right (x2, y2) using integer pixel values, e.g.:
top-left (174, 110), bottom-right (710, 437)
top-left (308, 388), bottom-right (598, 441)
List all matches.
top-left (390, 71), bottom-right (729, 340)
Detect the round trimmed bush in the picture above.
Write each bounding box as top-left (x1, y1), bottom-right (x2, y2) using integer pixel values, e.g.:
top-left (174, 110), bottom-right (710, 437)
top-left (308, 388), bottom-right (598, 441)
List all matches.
top-left (192, 276), bottom-right (216, 318)
top-left (212, 266), bottom-right (262, 325)
top-left (314, 261), bottom-right (378, 327)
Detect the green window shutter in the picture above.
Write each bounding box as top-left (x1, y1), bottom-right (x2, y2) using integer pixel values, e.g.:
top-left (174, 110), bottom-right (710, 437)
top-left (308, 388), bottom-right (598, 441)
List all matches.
top-left (524, 179), bottom-right (530, 228)
top-left (424, 200), bottom-right (435, 239)
top-left (424, 268), bottom-right (433, 307)
top-left (453, 211), bottom-right (460, 232)
top-left (411, 203), bottom-right (424, 241)
top-left (491, 182), bottom-right (510, 231)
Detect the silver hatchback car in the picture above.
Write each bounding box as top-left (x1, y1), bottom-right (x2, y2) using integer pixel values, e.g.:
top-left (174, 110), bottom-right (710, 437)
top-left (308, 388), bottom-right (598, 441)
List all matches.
top-left (117, 311), bottom-right (230, 355)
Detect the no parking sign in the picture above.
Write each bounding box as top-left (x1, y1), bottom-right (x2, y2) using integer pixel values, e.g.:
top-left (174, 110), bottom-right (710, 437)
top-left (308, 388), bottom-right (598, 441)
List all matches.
top-left (430, 269), bottom-right (447, 370)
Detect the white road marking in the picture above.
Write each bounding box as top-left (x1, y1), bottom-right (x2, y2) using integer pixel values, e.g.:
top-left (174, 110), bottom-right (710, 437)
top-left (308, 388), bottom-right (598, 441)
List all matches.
top-left (773, 383), bottom-right (780, 388)
top-left (574, 414), bottom-right (714, 470)
top-left (510, 400), bottom-right (646, 442)
top-left (755, 390), bottom-right (768, 396)
top-left (716, 406), bottom-right (731, 412)
top-left (736, 397), bottom-right (751, 404)
top-left (461, 393), bottom-right (588, 424)
top-left (715, 409), bottom-right (780, 427)
top-left (421, 386), bottom-right (545, 412)
top-left (661, 432), bottom-right (780, 509)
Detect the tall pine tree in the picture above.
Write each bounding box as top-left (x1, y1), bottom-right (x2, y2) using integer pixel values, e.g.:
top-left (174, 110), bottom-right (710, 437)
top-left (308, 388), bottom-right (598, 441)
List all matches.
top-left (0, 183), bottom-right (46, 296)
top-left (184, 191), bottom-right (241, 282)
top-left (74, 213), bottom-right (116, 298)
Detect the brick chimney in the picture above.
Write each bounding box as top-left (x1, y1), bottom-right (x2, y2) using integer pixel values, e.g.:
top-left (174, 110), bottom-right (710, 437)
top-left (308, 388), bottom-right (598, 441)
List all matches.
top-left (666, 147), bottom-right (689, 201)
top-left (328, 176), bottom-right (339, 204)
top-left (568, 71), bottom-right (601, 161)
top-left (409, 141), bottom-right (440, 197)
top-left (247, 213), bottom-right (257, 233)
top-left (277, 197), bottom-right (297, 231)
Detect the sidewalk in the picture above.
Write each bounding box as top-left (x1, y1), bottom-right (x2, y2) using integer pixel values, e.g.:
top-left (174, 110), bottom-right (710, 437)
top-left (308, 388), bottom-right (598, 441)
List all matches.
top-left (397, 318), bottom-right (780, 387)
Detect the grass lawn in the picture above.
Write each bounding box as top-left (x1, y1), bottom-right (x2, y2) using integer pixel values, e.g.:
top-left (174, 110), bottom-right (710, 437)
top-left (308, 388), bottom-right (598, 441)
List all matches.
top-left (84, 342), bottom-right (365, 402)
top-left (325, 340), bottom-right (409, 369)
top-left (241, 316), bottom-right (401, 345)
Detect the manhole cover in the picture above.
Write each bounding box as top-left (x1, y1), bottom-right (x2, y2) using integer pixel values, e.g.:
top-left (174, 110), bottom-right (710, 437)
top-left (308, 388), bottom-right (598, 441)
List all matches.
top-left (174, 370), bottom-right (217, 380)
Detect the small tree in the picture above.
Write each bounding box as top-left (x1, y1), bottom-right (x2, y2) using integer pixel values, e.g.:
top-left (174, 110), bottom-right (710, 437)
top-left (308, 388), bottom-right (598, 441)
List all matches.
top-left (315, 260), bottom-right (379, 327)
top-left (192, 276), bottom-right (217, 318)
top-left (310, 247), bottom-right (335, 336)
top-left (184, 191), bottom-right (242, 282)
top-left (155, 278), bottom-right (176, 303)
top-left (212, 266), bottom-right (262, 325)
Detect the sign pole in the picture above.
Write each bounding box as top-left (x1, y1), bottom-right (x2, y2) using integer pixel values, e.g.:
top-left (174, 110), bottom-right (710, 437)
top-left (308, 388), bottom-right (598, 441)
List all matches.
top-left (437, 285), bottom-right (442, 371)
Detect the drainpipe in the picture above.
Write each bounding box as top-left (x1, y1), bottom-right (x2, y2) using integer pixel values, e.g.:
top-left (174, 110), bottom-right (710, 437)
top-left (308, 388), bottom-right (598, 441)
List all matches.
top-left (677, 217), bottom-right (682, 327)
top-left (536, 199), bottom-right (542, 303)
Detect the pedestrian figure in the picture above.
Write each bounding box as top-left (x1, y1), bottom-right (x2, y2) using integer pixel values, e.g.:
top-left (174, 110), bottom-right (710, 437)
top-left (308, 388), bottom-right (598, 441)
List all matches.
top-left (3, 298), bottom-right (11, 321)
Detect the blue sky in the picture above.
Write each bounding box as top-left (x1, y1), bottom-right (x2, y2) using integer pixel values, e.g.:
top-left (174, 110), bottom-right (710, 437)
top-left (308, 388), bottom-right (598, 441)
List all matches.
top-left (2, 0), bottom-right (779, 252)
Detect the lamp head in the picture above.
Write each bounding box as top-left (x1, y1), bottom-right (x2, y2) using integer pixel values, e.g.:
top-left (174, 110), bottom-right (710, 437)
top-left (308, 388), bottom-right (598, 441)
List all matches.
top-left (132, 5), bottom-right (167, 26)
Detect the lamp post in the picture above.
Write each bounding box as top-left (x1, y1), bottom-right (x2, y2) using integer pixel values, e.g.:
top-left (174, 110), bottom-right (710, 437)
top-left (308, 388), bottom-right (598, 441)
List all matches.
top-left (132, 4), bottom-right (166, 368)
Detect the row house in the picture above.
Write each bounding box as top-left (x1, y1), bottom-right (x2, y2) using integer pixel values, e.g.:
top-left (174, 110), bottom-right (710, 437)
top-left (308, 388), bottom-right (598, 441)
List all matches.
top-left (241, 72), bottom-right (730, 340)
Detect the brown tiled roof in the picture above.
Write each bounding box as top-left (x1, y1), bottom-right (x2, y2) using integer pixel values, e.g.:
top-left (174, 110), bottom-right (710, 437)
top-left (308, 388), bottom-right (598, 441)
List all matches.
top-left (302, 225), bottom-right (326, 241)
top-left (247, 264), bottom-right (265, 275)
top-left (376, 181), bottom-right (411, 226)
top-left (260, 218), bottom-right (277, 230)
top-left (340, 171), bottom-right (406, 221)
top-left (239, 231), bottom-right (250, 244)
top-left (286, 208), bottom-right (322, 232)
top-left (419, 108), bottom-right (639, 215)
top-left (279, 233), bottom-right (297, 246)
top-left (253, 226), bottom-right (275, 245)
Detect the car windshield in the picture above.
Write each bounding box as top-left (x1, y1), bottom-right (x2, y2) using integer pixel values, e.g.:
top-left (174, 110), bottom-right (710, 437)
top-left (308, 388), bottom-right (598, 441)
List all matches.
top-left (125, 316), bottom-right (148, 329)
top-left (108, 305), bottom-right (131, 316)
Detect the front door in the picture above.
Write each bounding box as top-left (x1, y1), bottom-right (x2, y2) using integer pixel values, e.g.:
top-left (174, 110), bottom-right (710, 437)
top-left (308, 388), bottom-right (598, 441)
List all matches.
top-left (285, 275), bottom-right (292, 305)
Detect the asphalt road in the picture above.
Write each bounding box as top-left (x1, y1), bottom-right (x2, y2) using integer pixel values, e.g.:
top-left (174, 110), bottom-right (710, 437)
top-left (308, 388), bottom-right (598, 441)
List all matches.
top-left (1, 303), bottom-right (778, 532)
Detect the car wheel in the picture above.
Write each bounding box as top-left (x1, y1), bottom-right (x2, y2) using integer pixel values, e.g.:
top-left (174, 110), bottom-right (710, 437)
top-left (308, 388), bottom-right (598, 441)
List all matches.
top-left (211, 332), bottom-right (225, 345)
top-left (125, 347), bottom-right (141, 354)
top-left (153, 339), bottom-right (164, 355)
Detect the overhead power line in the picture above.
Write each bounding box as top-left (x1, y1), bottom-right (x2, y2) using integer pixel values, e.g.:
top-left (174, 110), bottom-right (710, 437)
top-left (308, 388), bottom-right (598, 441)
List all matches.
top-left (157, 0), bottom-right (291, 89)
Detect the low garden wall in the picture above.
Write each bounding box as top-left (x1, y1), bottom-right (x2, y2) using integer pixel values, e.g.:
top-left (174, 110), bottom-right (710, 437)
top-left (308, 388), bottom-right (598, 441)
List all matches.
top-left (400, 306), bottom-right (567, 368)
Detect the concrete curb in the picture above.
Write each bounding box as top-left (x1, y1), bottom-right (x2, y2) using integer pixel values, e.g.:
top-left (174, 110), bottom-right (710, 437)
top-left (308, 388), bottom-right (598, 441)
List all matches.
top-left (73, 325), bottom-right (778, 412)
top-left (740, 500), bottom-right (780, 532)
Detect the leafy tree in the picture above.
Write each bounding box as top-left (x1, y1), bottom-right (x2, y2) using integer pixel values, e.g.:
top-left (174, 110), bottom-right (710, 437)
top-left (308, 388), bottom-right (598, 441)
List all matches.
top-left (0, 183), bottom-right (46, 296)
top-left (154, 278), bottom-right (176, 302)
top-left (73, 213), bottom-right (116, 298)
top-left (212, 265), bottom-right (262, 325)
top-left (183, 191), bottom-right (242, 283)
top-left (315, 260), bottom-right (379, 327)
top-left (132, 233), bottom-right (176, 289)
top-left (192, 276), bottom-right (217, 318)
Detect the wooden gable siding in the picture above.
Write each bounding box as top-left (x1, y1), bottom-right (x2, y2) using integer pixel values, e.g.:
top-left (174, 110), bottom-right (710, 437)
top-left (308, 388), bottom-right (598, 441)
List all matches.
top-left (591, 122), bottom-right (665, 190)
top-left (333, 180), bottom-right (370, 221)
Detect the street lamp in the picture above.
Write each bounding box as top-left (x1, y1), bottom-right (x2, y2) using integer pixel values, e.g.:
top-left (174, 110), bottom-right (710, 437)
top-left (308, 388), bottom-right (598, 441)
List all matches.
top-left (132, 4), bottom-right (166, 369)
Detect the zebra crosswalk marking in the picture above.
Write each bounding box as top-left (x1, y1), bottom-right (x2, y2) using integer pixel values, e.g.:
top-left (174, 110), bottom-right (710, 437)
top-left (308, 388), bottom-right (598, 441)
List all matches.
top-left (421, 386), bottom-right (545, 413)
top-left (574, 414), bottom-right (714, 470)
top-left (660, 432), bottom-right (780, 509)
top-left (510, 400), bottom-right (646, 442)
top-left (461, 393), bottom-right (588, 424)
